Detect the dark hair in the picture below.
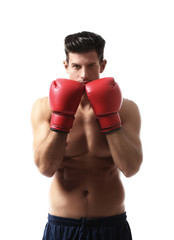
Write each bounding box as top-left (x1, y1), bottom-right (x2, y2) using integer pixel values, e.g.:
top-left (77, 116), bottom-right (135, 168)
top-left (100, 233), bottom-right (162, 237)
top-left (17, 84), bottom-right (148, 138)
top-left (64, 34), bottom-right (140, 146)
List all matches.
top-left (64, 31), bottom-right (105, 62)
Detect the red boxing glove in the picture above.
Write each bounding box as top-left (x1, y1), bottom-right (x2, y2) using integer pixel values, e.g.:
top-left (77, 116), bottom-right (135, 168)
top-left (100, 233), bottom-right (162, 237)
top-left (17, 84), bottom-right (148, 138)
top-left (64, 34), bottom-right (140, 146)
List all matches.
top-left (85, 77), bottom-right (122, 133)
top-left (49, 78), bottom-right (84, 132)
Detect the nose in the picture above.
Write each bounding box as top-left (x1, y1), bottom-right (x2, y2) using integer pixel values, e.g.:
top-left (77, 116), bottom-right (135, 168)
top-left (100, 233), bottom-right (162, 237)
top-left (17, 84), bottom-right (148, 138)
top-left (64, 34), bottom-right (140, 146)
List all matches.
top-left (80, 67), bottom-right (89, 80)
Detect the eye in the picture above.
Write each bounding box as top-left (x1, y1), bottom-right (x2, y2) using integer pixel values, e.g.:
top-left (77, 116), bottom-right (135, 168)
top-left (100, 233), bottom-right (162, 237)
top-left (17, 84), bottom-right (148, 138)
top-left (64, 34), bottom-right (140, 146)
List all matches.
top-left (73, 64), bottom-right (80, 69)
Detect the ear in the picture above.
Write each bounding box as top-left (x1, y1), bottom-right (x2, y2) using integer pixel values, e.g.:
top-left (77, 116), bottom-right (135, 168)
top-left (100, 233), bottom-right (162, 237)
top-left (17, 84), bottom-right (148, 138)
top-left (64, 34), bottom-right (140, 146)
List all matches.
top-left (100, 59), bottom-right (107, 73)
top-left (63, 60), bottom-right (69, 73)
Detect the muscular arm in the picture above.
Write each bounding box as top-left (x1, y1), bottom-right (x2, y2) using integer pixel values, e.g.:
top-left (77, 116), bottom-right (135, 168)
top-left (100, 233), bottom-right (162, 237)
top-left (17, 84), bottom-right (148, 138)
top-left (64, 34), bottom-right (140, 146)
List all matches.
top-left (31, 98), bottom-right (67, 177)
top-left (106, 99), bottom-right (143, 178)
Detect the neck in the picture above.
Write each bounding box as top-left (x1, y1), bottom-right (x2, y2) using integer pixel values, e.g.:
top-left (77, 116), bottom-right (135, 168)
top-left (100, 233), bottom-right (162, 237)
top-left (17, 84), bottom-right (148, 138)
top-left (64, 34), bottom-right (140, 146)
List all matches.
top-left (79, 92), bottom-right (91, 110)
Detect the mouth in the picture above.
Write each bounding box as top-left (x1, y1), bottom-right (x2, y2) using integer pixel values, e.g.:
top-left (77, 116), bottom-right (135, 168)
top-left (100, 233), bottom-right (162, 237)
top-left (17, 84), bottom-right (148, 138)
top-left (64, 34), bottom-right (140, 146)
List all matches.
top-left (79, 80), bottom-right (89, 84)
top-left (82, 81), bottom-right (88, 84)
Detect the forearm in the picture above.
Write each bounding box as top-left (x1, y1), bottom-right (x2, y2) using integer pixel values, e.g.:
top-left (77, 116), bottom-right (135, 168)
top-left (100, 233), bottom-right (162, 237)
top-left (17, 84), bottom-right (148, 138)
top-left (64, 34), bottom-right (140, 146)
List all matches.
top-left (34, 130), bottom-right (67, 177)
top-left (106, 129), bottom-right (143, 177)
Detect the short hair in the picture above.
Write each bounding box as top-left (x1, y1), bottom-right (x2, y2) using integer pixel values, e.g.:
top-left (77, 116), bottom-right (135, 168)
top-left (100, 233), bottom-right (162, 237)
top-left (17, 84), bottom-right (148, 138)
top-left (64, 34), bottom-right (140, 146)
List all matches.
top-left (64, 31), bottom-right (105, 62)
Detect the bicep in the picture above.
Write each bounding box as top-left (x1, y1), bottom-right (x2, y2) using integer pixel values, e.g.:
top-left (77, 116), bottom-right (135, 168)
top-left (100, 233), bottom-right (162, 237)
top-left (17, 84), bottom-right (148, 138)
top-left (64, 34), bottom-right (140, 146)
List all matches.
top-left (120, 100), bottom-right (142, 152)
top-left (31, 98), bottom-right (50, 153)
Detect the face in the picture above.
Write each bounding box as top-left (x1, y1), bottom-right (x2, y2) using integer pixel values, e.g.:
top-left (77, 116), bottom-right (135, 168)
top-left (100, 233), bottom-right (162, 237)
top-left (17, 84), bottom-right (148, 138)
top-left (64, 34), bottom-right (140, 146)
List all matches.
top-left (63, 50), bottom-right (107, 84)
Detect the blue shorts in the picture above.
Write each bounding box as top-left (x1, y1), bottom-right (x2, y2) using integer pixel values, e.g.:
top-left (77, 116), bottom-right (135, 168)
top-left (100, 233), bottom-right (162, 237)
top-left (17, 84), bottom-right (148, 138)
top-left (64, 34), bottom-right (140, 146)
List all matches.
top-left (42, 212), bottom-right (132, 240)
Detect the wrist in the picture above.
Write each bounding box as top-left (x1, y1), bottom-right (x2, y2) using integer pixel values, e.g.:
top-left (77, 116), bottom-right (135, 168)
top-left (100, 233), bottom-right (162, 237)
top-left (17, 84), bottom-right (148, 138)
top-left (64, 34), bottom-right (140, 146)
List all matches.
top-left (104, 126), bottom-right (122, 135)
top-left (96, 112), bottom-right (122, 133)
top-left (50, 112), bottom-right (74, 133)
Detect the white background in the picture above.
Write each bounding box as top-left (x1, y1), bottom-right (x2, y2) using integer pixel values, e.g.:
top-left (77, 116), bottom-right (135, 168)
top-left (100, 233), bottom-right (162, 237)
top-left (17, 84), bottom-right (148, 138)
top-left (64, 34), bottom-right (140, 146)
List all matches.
top-left (0, 0), bottom-right (174, 239)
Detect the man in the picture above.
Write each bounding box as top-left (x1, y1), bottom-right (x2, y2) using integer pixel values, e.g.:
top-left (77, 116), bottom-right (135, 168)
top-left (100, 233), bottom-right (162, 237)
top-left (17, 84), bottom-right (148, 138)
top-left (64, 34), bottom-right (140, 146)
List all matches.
top-left (31, 31), bottom-right (143, 240)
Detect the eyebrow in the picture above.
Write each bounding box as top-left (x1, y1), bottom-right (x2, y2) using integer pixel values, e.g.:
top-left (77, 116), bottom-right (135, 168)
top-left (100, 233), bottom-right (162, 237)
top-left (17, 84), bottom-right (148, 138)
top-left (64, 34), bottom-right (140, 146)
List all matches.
top-left (71, 63), bottom-right (80, 66)
top-left (71, 62), bottom-right (97, 66)
top-left (88, 62), bottom-right (97, 65)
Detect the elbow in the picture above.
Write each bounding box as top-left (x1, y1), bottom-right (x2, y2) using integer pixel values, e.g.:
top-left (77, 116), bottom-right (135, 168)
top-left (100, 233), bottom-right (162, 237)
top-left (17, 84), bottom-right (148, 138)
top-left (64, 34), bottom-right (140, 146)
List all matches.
top-left (38, 164), bottom-right (55, 178)
top-left (124, 153), bottom-right (143, 178)
top-left (123, 167), bottom-right (139, 178)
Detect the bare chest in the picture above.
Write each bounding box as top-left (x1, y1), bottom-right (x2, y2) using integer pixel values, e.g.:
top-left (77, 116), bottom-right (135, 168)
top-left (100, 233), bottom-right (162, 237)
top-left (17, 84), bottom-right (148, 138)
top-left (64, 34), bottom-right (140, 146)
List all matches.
top-left (64, 107), bottom-right (111, 160)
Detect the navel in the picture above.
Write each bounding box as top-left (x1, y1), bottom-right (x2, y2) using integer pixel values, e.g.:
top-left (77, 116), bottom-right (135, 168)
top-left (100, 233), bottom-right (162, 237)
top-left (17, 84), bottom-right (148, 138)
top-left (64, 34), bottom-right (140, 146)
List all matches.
top-left (83, 190), bottom-right (89, 197)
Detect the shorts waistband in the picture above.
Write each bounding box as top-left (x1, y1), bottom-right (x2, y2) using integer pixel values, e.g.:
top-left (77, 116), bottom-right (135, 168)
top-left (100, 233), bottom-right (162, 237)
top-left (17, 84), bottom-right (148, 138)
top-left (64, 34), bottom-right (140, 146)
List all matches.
top-left (48, 212), bottom-right (127, 226)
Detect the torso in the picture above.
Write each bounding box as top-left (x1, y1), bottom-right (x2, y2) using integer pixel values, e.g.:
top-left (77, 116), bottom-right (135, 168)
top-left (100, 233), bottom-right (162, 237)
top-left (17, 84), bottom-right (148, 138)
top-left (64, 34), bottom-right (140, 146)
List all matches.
top-left (45, 96), bottom-right (126, 219)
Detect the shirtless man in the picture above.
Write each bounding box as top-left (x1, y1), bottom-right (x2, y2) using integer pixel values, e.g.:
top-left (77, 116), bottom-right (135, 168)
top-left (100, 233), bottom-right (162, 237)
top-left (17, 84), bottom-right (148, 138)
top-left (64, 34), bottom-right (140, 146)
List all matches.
top-left (31, 31), bottom-right (143, 240)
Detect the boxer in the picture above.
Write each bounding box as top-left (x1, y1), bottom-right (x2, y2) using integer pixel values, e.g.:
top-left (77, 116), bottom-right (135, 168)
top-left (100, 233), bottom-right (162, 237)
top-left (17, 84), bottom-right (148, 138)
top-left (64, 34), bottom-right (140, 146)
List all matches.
top-left (31, 31), bottom-right (143, 240)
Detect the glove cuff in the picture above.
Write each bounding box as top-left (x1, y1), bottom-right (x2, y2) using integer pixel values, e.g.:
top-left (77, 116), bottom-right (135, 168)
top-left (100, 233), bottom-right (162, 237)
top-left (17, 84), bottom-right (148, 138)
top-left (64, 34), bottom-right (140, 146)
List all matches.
top-left (97, 113), bottom-right (122, 133)
top-left (50, 112), bottom-right (74, 133)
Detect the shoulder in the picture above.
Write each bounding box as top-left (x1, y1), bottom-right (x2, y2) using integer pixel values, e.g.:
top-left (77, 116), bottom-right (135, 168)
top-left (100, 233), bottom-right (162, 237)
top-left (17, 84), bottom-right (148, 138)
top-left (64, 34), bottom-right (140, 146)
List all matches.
top-left (120, 98), bottom-right (141, 131)
top-left (121, 98), bottom-right (140, 114)
top-left (31, 96), bottom-right (51, 123)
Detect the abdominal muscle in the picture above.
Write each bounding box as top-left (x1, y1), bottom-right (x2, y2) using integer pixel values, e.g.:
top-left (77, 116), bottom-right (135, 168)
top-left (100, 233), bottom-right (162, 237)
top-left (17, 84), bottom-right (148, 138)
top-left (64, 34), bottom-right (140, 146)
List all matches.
top-left (48, 103), bottom-right (125, 219)
top-left (48, 155), bottom-right (125, 219)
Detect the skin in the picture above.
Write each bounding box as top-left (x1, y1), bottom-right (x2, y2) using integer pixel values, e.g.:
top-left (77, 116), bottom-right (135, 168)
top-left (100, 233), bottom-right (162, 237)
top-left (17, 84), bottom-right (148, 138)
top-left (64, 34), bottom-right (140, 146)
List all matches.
top-left (31, 50), bottom-right (143, 219)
